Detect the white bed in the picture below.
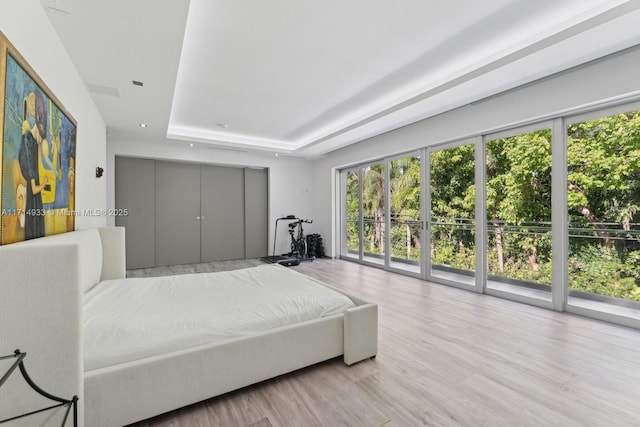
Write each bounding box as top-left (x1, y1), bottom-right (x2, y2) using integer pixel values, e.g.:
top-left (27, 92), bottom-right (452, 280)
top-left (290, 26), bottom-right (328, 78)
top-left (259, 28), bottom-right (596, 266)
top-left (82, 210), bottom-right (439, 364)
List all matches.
top-left (84, 264), bottom-right (358, 371)
top-left (0, 227), bottom-right (378, 427)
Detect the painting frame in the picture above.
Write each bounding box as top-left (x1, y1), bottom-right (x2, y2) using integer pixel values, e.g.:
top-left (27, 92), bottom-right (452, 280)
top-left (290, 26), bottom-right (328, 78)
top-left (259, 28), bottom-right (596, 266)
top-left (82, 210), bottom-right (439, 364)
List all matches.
top-left (0, 31), bottom-right (77, 245)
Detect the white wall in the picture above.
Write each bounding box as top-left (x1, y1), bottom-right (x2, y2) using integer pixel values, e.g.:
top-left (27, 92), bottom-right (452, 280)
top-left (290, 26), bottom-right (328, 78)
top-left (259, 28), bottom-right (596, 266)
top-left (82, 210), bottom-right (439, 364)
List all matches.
top-left (1, 0), bottom-right (107, 230)
top-left (312, 46), bottom-right (640, 257)
top-left (107, 138), bottom-right (315, 257)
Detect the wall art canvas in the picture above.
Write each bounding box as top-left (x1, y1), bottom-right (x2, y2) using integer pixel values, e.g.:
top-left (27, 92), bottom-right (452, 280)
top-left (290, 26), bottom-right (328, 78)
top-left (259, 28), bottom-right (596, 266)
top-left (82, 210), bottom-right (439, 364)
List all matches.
top-left (0, 32), bottom-right (76, 245)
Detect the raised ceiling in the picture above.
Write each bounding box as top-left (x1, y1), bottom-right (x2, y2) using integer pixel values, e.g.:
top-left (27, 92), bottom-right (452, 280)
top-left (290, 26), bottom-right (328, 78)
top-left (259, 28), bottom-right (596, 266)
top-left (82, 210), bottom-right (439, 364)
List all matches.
top-left (40, 0), bottom-right (640, 157)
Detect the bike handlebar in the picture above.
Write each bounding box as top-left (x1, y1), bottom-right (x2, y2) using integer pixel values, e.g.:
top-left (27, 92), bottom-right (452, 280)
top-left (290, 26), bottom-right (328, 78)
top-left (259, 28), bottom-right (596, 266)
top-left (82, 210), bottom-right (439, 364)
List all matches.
top-left (282, 218), bottom-right (312, 223)
top-left (287, 219), bottom-right (312, 229)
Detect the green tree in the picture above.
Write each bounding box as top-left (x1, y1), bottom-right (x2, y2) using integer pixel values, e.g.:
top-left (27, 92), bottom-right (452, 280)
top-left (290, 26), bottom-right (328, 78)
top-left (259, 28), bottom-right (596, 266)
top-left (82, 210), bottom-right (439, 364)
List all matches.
top-left (389, 156), bottom-right (421, 260)
top-left (568, 112), bottom-right (640, 245)
top-left (567, 111), bottom-right (640, 300)
top-left (429, 144), bottom-right (476, 269)
top-left (345, 171), bottom-right (360, 251)
top-left (343, 111), bottom-right (640, 301)
top-left (489, 130), bottom-right (552, 274)
top-left (362, 164), bottom-right (385, 255)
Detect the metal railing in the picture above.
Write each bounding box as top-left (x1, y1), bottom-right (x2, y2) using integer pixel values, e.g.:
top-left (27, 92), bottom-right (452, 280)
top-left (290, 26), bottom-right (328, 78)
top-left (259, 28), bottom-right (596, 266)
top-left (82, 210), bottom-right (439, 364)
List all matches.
top-left (345, 216), bottom-right (640, 305)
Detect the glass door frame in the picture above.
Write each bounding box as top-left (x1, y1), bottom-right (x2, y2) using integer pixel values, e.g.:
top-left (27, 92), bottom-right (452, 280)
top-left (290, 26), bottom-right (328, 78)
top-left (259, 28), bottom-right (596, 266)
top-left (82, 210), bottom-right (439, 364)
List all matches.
top-left (360, 160), bottom-right (387, 268)
top-left (563, 101), bottom-right (640, 328)
top-left (482, 121), bottom-right (557, 310)
top-left (338, 152), bottom-right (425, 278)
top-left (341, 159), bottom-right (388, 269)
top-left (385, 151), bottom-right (424, 278)
top-left (337, 97), bottom-right (640, 331)
top-left (339, 166), bottom-right (363, 263)
top-left (425, 137), bottom-right (482, 292)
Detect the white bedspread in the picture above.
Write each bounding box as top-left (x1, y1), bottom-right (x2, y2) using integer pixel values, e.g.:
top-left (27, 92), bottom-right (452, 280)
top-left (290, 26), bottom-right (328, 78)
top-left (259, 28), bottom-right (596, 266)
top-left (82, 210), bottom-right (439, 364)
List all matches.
top-left (83, 264), bottom-right (355, 371)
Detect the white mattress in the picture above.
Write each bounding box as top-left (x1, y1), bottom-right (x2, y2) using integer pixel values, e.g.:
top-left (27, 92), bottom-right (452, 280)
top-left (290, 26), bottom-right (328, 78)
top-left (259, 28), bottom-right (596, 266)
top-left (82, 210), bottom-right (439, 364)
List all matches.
top-left (83, 264), bottom-right (355, 371)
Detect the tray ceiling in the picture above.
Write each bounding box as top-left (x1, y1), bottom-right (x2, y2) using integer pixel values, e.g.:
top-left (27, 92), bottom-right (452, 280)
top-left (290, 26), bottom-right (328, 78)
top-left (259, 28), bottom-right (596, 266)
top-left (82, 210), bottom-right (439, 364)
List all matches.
top-left (40, 0), bottom-right (640, 157)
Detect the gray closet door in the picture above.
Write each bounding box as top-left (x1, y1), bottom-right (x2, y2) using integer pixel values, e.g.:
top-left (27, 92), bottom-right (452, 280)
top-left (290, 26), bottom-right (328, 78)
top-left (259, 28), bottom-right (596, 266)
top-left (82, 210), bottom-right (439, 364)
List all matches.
top-left (200, 165), bottom-right (245, 262)
top-left (155, 161), bottom-right (201, 266)
top-left (115, 156), bottom-right (156, 269)
top-left (244, 168), bottom-right (268, 258)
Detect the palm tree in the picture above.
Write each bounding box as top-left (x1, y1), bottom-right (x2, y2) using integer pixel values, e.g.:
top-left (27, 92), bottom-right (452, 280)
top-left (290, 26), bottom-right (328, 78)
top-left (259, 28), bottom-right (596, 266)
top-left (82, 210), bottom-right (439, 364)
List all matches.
top-left (362, 164), bottom-right (385, 255)
top-left (390, 157), bottom-right (421, 260)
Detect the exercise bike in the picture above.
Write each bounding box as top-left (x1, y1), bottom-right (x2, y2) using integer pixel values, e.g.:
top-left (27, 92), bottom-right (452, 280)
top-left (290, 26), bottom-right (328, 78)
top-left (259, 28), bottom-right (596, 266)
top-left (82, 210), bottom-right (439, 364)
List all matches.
top-left (287, 218), bottom-right (313, 260)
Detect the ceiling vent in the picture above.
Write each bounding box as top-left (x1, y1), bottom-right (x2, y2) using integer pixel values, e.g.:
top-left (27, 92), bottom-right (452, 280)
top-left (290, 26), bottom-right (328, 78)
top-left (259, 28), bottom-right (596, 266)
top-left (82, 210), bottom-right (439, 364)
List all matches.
top-left (87, 83), bottom-right (120, 97)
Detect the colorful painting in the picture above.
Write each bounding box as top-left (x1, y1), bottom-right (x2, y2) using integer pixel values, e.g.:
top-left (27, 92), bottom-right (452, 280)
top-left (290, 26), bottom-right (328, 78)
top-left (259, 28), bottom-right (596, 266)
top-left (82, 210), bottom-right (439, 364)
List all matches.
top-left (0, 32), bottom-right (76, 245)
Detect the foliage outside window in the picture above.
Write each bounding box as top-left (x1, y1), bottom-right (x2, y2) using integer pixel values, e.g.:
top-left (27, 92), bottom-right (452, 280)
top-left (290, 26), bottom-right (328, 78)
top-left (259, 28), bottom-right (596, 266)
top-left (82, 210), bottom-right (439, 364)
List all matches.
top-left (345, 171), bottom-right (359, 254)
top-left (567, 111), bottom-right (640, 302)
top-left (362, 164), bottom-right (386, 258)
top-left (485, 130), bottom-right (553, 286)
top-left (430, 144), bottom-right (476, 272)
top-left (341, 109), bottom-right (640, 304)
top-left (389, 157), bottom-right (421, 263)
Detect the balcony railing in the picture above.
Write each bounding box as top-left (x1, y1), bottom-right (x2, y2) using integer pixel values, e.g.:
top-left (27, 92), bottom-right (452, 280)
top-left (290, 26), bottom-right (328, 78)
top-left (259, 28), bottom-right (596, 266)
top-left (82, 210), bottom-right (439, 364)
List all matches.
top-left (345, 215), bottom-right (640, 306)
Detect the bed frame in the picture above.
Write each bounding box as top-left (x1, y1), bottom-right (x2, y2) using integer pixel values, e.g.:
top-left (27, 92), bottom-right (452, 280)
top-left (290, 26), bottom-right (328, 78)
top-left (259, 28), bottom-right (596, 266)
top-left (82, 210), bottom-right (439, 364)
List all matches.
top-left (0, 227), bottom-right (378, 427)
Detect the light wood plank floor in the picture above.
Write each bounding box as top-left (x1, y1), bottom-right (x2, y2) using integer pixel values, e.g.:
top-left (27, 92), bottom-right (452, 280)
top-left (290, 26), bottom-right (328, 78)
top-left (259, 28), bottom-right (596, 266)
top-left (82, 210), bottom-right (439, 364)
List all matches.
top-left (127, 258), bottom-right (640, 427)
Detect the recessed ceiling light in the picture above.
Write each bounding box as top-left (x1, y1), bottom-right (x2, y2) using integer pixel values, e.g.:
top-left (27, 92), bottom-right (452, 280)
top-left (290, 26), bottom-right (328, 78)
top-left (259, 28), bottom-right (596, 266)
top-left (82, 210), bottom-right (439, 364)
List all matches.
top-left (139, 123), bottom-right (148, 128)
top-left (189, 143), bottom-right (194, 147)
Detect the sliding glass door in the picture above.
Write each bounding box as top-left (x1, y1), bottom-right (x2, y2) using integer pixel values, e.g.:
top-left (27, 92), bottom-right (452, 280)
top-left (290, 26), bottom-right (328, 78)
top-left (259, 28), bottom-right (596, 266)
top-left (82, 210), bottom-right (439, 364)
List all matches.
top-left (388, 154), bottom-right (422, 275)
top-left (341, 169), bottom-right (361, 261)
top-left (338, 101), bottom-right (640, 328)
top-left (340, 153), bottom-right (423, 275)
top-left (362, 162), bottom-right (386, 266)
top-left (427, 142), bottom-right (477, 288)
top-left (566, 107), bottom-right (640, 320)
top-left (484, 126), bottom-right (553, 304)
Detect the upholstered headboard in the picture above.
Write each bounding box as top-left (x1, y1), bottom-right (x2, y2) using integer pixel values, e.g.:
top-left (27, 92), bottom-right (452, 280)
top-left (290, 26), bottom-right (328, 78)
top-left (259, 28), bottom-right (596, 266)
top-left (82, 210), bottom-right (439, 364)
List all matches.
top-left (0, 227), bottom-right (126, 427)
top-left (2, 227), bottom-right (126, 292)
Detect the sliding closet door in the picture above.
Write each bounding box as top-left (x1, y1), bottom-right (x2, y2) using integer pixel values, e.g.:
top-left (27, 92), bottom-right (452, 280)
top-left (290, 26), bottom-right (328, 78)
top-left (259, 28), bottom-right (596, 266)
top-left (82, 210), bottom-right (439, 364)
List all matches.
top-left (115, 156), bottom-right (156, 269)
top-left (116, 157), bottom-right (269, 268)
top-left (155, 161), bottom-right (202, 266)
top-left (200, 165), bottom-right (245, 262)
top-left (244, 168), bottom-right (269, 258)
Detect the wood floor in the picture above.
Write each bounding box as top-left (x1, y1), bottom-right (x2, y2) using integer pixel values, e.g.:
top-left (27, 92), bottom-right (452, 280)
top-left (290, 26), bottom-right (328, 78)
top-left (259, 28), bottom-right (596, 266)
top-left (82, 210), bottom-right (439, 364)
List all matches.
top-left (127, 258), bottom-right (640, 427)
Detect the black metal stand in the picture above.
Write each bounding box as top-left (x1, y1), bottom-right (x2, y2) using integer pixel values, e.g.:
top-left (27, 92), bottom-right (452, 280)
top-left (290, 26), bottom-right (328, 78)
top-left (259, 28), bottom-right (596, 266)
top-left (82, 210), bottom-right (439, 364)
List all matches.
top-left (0, 350), bottom-right (78, 426)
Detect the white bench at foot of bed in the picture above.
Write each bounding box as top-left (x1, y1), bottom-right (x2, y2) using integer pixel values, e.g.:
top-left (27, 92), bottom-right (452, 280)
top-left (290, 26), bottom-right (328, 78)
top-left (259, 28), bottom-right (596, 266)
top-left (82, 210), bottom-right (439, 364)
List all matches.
top-left (0, 227), bottom-right (377, 427)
